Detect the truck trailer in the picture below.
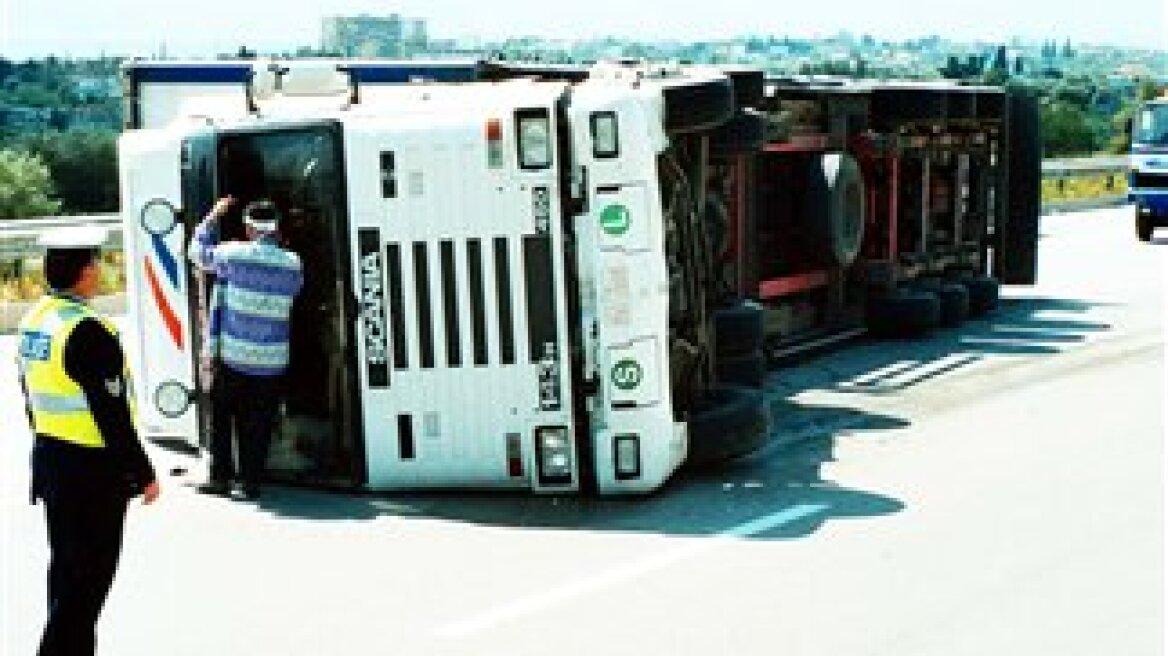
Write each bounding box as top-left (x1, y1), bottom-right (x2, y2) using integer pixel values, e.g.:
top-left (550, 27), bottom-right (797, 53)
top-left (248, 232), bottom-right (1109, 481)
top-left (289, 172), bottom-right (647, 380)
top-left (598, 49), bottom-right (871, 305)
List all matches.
top-left (696, 76), bottom-right (1041, 386)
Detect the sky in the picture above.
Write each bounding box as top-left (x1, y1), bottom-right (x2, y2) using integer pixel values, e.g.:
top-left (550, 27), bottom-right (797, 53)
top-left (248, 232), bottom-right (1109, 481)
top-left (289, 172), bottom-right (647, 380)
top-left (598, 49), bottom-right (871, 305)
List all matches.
top-left (2, 0), bottom-right (1166, 59)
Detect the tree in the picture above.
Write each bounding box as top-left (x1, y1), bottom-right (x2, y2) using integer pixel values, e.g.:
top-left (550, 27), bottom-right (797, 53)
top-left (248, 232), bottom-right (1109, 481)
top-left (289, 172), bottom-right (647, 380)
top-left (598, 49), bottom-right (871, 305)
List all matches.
top-left (1041, 103), bottom-right (1096, 156)
top-left (15, 128), bottom-right (119, 213)
top-left (0, 149), bottom-right (61, 219)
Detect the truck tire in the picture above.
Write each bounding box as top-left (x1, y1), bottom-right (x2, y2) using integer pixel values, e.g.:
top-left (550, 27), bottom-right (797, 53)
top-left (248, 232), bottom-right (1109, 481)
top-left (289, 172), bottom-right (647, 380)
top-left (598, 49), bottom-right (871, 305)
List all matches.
top-left (866, 288), bottom-right (941, 338)
top-left (721, 67), bottom-right (765, 109)
top-left (910, 277), bottom-right (970, 328)
top-left (686, 385), bottom-right (770, 468)
top-left (710, 109), bottom-right (768, 156)
top-left (945, 270), bottom-right (999, 317)
top-left (661, 75), bottom-right (736, 134)
top-left (713, 302), bottom-right (765, 356)
top-left (715, 349), bottom-right (768, 387)
top-left (804, 152), bottom-right (866, 268)
top-left (962, 275), bottom-right (999, 317)
top-left (1136, 211), bottom-right (1154, 242)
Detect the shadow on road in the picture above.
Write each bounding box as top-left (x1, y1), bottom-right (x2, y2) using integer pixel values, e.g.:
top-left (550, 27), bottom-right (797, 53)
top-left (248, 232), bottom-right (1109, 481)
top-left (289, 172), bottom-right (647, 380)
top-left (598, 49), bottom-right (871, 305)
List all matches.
top-left (768, 295), bottom-right (1114, 397)
top-left (243, 400), bottom-right (906, 542)
top-left (206, 294), bottom-right (1112, 540)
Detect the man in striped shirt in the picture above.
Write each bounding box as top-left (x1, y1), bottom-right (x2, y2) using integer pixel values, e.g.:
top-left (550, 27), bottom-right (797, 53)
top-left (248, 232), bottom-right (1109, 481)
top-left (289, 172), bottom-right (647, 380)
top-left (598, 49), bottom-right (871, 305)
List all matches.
top-left (189, 197), bottom-right (303, 499)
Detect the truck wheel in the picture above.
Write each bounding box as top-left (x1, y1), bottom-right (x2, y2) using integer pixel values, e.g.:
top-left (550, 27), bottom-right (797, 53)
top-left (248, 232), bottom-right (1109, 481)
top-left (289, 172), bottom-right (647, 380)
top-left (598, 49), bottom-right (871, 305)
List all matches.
top-left (910, 277), bottom-right (970, 328)
top-left (713, 302), bottom-right (765, 356)
top-left (710, 109), bottom-right (768, 156)
top-left (661, 75), bottom-right (736, 134)
top-left (1136, 211), bottom-right (1153, 242)
top-left (686, 385), bottom-right (770, 468)
top-left (805, 152), bottom-right (866, 268)
top-left (963, 275), bottom-right (999, 317)
top-left (946, 272), bottom-right (999, 317)
top-left (866, 288), bottom-right (941, 338)
top-left (721, 67), bottom-right (765, 108)
top-left (715, 349), bottom-right (768, 387)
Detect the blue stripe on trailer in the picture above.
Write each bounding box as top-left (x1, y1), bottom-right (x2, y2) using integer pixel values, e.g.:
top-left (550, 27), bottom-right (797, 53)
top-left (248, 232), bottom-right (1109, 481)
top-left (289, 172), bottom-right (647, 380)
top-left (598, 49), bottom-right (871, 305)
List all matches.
top-left (126, 62), bottom-right (482, 85)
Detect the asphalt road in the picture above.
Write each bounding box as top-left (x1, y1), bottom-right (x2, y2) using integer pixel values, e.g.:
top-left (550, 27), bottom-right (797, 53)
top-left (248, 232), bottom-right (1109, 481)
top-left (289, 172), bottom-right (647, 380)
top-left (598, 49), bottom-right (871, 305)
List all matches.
top-left (2, 205), bottom-right (1163, 655)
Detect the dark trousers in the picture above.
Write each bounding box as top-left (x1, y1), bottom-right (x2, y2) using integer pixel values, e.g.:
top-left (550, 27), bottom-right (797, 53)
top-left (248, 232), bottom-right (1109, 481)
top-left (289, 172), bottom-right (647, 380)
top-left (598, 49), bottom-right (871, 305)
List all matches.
top-left (37, 482), bottom-right (128, 656)
top-left (209, 365), bottom-right (280, 487)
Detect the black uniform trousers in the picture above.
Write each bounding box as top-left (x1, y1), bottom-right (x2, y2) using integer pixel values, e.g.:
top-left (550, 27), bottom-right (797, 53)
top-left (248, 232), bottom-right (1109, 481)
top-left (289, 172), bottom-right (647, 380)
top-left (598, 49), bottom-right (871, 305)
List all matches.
top-left (209, 364), bottom-right (281, 488)
top-left (33, 440), bottom-right (130, 656)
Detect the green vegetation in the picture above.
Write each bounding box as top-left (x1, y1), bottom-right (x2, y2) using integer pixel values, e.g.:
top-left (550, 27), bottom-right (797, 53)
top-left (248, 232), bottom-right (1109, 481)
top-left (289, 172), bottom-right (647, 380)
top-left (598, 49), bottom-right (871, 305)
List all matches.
top-left (0, 150), bottom-right (61, 219)
top-left (12, 129), bottom-right (120, 213)
top-left (1, 57), bottom-right (121, 219)
top-left (1042, 172), bottom-right (1128, 203)
top-left (0, 250), bottom-right (125, 303)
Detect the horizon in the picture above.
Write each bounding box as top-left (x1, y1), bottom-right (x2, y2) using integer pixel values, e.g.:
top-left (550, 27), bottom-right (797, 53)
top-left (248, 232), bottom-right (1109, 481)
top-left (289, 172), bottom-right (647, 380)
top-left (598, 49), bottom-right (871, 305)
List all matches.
top-left (2, 1), bottom-right (1166, 60)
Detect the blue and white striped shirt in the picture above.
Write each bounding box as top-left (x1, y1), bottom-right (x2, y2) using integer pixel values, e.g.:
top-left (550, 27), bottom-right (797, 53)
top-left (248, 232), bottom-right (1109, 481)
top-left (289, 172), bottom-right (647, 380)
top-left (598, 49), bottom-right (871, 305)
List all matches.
top-left (189, 216), bottom-right (303, 377)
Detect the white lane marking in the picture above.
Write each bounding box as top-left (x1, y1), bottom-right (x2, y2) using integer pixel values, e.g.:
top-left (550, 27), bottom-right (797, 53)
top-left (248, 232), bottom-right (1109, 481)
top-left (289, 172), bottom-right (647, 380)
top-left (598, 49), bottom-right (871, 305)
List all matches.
top-left (435, 503), bottom-right (828, 639)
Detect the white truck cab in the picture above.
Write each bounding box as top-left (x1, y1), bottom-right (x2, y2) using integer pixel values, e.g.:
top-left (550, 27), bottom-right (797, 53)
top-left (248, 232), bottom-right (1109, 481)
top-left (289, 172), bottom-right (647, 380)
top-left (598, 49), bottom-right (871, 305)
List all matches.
top-left (120, 60), bottom-right (765, 494)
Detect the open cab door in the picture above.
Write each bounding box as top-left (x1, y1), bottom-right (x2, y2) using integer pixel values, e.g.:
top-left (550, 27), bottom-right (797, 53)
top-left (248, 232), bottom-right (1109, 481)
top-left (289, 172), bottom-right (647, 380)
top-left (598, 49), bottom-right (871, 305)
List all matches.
top-left (118, 127), bottom-right (201, 448)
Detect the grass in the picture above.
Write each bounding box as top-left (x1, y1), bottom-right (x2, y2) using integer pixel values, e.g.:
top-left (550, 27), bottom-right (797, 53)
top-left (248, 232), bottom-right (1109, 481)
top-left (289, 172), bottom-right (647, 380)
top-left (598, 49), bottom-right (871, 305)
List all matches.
top-left (1041, 171), bottom-right (1128, 203)
top-left (1, 251), bottom-right (126, 303)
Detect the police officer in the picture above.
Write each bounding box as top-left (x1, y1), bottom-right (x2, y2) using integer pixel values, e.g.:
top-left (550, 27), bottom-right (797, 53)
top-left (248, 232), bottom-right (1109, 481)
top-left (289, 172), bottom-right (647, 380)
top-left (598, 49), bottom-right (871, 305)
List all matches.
top-left (16, 226), bottom-right (161, 656)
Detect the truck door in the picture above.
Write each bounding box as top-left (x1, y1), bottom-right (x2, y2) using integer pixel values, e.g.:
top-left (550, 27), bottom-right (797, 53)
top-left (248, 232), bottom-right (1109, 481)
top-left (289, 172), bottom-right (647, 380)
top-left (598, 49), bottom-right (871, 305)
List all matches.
top-left (118, 128), bottom-right (200, 447)
top-left (182, 122), bottom-right (365, 486)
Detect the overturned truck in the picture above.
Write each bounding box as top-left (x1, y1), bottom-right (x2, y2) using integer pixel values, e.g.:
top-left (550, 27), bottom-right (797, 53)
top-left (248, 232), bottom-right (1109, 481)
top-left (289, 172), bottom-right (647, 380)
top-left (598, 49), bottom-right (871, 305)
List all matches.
top-left (118, 60), bottom-right (1040, 495)
top-left (119, 59), bottom-right (770, 495)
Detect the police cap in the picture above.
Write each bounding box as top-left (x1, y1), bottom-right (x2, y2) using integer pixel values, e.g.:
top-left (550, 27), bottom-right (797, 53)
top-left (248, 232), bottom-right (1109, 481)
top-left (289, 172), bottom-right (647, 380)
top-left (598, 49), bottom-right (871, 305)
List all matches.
top-left (39, 225), bottom-right (109, 252)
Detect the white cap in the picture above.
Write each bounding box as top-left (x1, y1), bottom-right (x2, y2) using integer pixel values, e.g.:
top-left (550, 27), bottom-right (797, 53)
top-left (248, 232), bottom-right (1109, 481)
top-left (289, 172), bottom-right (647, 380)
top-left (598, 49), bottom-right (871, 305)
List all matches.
top-left (242, 200), bottom-right (281, 233)
top-left (39, 225), bottom-right (109, 250)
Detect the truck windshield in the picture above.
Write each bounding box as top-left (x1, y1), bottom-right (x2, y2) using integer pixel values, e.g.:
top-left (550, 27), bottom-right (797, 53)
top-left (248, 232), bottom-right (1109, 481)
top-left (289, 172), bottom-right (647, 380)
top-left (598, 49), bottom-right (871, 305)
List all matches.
top-left (1134, 104), bottom-right (1168, 146)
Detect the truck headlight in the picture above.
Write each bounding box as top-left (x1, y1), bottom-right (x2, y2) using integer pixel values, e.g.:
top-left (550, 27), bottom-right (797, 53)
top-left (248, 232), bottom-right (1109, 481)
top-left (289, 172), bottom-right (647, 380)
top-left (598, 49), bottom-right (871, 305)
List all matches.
top-left (614, 433), bottom-right (641, 480)
top-left (535, 426), bottom-right (573, 484)
top-left (516, 109), bottom-right (552, 170)
top-left (591, 111), bottom-right (620, 159)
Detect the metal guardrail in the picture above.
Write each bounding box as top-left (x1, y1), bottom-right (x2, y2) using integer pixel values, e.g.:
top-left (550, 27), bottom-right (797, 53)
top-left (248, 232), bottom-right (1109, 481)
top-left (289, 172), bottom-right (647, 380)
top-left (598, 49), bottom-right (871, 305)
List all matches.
top-left (1041, 156), bottom-right (1129, 214)
top-left (0, 214), bottom-right (122, 258)
top-left (1043, 156), bottom-right (1127, 176)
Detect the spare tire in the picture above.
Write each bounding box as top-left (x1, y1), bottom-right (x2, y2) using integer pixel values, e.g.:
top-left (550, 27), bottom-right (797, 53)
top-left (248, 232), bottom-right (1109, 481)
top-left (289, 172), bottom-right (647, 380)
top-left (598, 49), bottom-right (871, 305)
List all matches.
top-left (661, 75), bottom-right (736, 134)
top-left (686, 384), bottom-right (770, 467)
top-left (804, 152), bottom-right (866, 268)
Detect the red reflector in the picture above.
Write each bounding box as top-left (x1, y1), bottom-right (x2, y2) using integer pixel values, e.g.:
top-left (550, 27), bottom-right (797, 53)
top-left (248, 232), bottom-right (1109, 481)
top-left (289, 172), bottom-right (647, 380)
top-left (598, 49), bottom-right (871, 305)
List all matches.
top-left (486, 118), bottom-right (503, 142)
top-left (506, 432), bottom-right (523, 477)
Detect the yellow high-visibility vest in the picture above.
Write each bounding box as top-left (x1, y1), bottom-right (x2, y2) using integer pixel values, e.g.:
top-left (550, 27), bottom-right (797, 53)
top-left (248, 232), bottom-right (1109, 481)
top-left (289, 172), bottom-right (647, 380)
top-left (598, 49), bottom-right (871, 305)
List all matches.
top-left (17, 295), bottom-right (133, 448)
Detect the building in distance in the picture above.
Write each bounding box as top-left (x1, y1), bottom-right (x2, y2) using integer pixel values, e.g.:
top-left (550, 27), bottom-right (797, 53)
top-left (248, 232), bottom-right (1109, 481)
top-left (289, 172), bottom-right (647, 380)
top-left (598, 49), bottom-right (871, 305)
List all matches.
top-left (321, 14), bottom-right (428, 58)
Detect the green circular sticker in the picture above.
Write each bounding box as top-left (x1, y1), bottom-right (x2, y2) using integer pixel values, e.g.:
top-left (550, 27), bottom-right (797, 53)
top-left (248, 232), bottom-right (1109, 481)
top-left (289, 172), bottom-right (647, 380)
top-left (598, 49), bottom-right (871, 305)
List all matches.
top-left (600, 204), bottom-right (631, 236)
top-left (611, 358), bottom-right (644, 391)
